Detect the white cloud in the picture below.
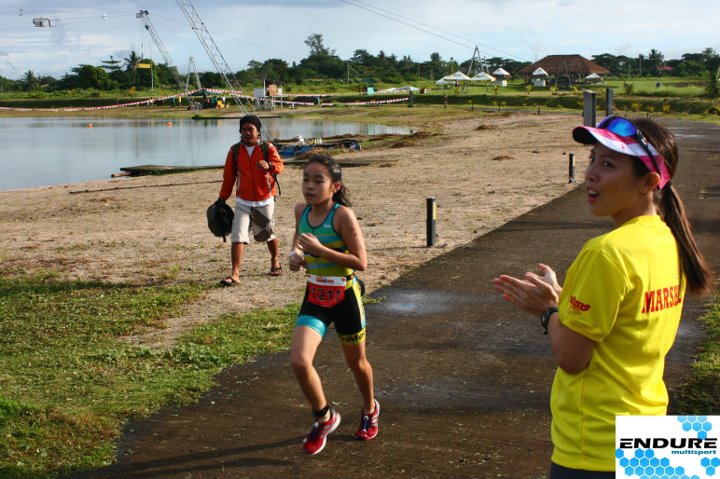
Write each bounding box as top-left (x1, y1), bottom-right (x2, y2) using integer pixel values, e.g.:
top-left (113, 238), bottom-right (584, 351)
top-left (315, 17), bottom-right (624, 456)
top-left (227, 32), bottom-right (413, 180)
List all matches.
top-left (0, 0), bottom-right (718, 79)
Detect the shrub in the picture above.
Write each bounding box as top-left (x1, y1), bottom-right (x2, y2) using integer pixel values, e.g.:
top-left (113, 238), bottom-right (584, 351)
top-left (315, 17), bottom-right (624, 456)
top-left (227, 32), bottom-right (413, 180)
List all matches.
top-left (705, 69), bottom-right (720, 98)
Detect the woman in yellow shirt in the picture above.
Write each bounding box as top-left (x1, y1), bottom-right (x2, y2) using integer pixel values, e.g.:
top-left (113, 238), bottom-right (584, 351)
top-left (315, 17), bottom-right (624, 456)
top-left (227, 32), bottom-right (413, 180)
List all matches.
top-left (493, 117), bottom-right (713, 478)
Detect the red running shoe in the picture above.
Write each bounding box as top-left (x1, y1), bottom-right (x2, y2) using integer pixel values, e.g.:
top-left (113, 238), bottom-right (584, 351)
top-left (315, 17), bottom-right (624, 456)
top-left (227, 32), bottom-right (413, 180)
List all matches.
top-left (354, 399), bottom-right (380, 441)
top-left (302, 409), bottom-right (341, 455)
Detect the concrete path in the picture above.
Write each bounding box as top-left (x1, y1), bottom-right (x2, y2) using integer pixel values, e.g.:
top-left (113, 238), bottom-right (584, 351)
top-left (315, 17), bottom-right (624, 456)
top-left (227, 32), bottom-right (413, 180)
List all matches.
top-left (65, 119), bottom-right (720, 479)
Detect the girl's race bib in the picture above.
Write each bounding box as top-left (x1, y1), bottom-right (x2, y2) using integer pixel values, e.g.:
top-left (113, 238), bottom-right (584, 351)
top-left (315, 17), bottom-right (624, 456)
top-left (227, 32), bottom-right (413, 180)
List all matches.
top-left (307, 274), bottom-right (346, 308)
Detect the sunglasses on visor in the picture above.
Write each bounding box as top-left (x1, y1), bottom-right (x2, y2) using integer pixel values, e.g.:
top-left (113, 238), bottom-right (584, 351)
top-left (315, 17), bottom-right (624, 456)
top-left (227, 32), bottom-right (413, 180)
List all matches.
top-left (597, 116), bottom-right (661, 175)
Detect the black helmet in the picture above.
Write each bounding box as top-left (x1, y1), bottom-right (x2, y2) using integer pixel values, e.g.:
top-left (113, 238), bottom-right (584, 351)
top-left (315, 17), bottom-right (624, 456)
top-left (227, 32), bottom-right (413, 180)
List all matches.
top-left (207, 200), bottom-right (234, 242)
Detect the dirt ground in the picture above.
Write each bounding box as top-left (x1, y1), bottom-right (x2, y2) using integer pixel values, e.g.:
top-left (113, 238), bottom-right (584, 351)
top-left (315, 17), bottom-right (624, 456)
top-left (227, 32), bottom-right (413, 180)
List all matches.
top-left (2, 110), bottom-right (718, 479)
top-left (0, 110), bottom-right (580, 348)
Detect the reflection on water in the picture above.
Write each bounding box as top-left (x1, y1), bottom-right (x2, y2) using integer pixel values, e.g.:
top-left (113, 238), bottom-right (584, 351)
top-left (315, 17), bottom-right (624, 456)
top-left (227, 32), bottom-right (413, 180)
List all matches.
top-left (0, 117), bottom-right (412, 191)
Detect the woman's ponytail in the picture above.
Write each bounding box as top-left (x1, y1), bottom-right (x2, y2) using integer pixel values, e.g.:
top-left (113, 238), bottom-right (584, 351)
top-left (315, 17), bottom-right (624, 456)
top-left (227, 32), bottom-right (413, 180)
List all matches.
top-left (636, 119), bottom-right (714, 294)
top-left (659, 184), bottom-right (713, 294)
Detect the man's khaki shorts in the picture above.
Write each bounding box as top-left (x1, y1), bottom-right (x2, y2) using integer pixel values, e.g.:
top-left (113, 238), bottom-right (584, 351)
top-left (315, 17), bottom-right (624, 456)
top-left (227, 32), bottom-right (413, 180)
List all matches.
top-left (231, 202), bottom-right (275, 243)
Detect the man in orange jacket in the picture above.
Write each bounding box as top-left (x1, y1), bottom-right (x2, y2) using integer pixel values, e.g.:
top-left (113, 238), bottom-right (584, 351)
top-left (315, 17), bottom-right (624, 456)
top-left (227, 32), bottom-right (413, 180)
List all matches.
top-left (218, 115), bottom-right (284, 285)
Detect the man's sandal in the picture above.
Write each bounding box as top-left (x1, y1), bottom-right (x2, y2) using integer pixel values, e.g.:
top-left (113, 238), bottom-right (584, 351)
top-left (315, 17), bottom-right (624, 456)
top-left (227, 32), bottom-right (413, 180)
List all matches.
top-left (269, 265), bottom-right (283, 276)
top-left (219, 277), bottom-right (239, 287)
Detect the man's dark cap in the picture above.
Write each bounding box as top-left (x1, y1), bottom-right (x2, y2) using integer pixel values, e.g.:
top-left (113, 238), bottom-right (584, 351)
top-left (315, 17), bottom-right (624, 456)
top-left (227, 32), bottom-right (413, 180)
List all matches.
top-left (239, 115), bottom-right (262, 131)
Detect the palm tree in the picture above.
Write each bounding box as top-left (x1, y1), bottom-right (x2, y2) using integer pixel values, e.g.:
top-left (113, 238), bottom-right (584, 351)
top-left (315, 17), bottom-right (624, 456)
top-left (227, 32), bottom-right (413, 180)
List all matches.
top-left (124, 51), bottom-right (142, 85)
top-left (101, 55), bottom-right (122, 73)
top-left (23, 70), bottom-right (40, 91)
top-left (647, 49), bottom-right (665, 76)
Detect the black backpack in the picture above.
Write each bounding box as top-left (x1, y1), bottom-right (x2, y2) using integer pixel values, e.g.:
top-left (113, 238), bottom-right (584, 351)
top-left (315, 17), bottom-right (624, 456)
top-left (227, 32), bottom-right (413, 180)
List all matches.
top-left (207, 199), bottom-right (234, 242)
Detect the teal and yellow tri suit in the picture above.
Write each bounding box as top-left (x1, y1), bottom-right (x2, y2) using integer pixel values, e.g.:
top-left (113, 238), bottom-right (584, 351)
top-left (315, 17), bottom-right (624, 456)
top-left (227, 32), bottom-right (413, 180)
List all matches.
top-left (551, 215), bottom-right (685, 472)
top-left (296, 203), bottom-right (366, 344)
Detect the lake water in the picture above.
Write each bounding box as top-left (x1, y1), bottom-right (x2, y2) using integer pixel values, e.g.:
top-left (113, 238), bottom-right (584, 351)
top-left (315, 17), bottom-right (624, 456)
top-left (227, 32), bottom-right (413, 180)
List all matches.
top-left (0, 117), bottom-right (413, 191)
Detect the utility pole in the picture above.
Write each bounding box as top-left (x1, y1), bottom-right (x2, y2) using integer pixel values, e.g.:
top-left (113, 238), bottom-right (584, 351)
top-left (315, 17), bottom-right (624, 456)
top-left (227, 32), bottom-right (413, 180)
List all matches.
top-left (467, 46), bottom-right (481, 77)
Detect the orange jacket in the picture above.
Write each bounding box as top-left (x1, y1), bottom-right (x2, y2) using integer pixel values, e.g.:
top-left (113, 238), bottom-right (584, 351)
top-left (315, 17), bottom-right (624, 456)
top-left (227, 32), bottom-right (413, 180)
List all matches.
top-left (219, 142), bottom-right (284, 202)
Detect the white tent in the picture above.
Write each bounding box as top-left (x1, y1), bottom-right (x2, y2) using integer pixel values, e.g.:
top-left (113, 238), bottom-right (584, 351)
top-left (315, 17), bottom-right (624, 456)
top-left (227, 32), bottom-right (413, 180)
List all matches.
top-left (469, 72), bottom-right (495, 82)
top-left (585, 72), bottom-right (602, 82)
top-left (491, 68), bottom-right (509, 86)
top-left (531, 67), bottom-right (549, 87)
top-left (378, 85), bottom-right (420, 93)
top-left (492, 68), bottom-right (511, 78)
top-left (441, 70), bottom-right (471, 82)
top-left (468, 72), bottom-right (495, 92)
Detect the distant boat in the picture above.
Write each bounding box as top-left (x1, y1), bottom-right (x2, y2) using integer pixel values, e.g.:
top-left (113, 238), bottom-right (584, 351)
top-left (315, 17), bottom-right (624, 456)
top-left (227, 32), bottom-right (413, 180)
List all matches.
top-left (115, 164), bottom-right (219, 177)
top-left (114, 139), bottom-right (363, 177)
top-left (273, 138), bottom-right (361, 158)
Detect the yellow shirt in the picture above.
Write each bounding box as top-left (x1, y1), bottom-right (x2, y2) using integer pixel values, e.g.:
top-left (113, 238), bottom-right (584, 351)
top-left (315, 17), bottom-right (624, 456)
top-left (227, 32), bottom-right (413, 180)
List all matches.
top-left (551, 215), bottom-right (685, 471)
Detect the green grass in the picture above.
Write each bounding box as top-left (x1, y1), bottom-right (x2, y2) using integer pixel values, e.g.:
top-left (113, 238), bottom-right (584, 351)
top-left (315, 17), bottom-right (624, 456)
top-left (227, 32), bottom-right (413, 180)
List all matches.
top-left (1, 272), bottom-right (716, 477)
top-left (2, 76), bottom-right (718, 119)
top-left (0, 275), bottom-right (297, 478)
top-left (670, 293), bottom-right (720, 414)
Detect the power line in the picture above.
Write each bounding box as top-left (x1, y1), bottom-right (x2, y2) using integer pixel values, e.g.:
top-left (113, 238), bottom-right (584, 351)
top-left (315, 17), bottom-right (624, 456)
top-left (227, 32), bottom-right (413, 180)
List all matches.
top-left (53, 11), bottom-right (136, 28)
top-left (340, 0), bottom-right (527, 62)
top-left (340, 0), bottom-right (472, 51)
top-left (145, 12), bottom-right (303, 64)
top-left (0, 0), bottom-right (29, 17)
top-left (213, 30), bottom-right (303, 62)
top-left (0, 9), bottom-right (136, 30)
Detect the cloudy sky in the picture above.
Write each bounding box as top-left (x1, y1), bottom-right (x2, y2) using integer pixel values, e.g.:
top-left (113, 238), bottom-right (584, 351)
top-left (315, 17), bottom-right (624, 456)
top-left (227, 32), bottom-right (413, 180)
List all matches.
top-left (1, 0), bottom-right (718, 80)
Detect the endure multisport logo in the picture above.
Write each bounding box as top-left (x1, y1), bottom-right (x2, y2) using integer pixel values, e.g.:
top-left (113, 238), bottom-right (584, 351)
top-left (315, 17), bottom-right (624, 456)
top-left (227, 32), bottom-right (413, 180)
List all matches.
top-left (616, 416), bottom-right (719, 479)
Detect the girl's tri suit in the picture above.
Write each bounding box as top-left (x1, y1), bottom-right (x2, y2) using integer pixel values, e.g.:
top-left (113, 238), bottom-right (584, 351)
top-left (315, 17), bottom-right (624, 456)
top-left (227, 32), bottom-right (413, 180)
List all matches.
top-left (552, 215), bottom-right (686, 472)
top-left (295, 203), bottom-right (366, 345)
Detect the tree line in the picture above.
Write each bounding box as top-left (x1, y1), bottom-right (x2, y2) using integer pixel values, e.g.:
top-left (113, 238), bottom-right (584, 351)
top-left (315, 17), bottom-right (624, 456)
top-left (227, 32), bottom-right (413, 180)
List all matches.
top-left (1, 34), bottom-right (718, 95)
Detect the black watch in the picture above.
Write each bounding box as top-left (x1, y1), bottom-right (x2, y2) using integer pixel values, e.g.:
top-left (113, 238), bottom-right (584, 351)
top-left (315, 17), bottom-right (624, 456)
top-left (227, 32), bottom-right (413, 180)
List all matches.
top-left (540, 307), bottom-right (559, 335)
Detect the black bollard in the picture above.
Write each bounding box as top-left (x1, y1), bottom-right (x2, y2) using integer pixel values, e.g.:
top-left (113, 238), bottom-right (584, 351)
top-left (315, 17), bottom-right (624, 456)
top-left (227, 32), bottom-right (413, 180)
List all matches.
top-left (569, 153), bottom-right (575, 183)
top-left (426, 197), bottom-right (436, 247)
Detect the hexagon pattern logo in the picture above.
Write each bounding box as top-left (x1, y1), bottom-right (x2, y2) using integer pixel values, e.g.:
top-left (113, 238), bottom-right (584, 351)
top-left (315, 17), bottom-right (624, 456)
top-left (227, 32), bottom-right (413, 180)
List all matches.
top-left (616, 416), bottom-right (719, 478)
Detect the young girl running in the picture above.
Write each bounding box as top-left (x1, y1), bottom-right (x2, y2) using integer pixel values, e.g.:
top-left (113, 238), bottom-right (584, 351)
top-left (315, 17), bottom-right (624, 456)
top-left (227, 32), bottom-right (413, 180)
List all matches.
top-left (288, 153), bottom-right (379, 456)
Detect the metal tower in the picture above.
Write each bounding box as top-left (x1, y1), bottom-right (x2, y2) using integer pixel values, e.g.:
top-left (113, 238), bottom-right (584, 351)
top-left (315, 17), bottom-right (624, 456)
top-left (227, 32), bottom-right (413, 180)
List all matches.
top-left (467, 46), bottom-right (488, 78)
top-left (174, 0), bottom-right (253, 118)
top-left (184, 55), bottom-right (202, 92)
top-left (136, 10), bottom-right (201, 111)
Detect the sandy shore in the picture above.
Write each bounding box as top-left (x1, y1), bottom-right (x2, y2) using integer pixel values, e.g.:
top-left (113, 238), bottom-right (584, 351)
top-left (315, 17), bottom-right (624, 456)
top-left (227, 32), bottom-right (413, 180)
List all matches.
top-left (0, 108), bottom-right (583, 347)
